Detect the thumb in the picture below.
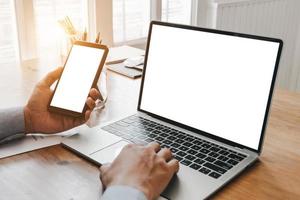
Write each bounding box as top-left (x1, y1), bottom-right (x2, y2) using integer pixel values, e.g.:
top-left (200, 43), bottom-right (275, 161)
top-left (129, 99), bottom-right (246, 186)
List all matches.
top-left (41, 67), bottom-right (63, 87)
top-left (99, 163), bottom-right (110, 175)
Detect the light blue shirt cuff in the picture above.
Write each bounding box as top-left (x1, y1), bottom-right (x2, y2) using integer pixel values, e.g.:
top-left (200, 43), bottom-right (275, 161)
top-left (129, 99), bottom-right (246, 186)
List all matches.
top-left (0, 107), bottom-right (26, 144)
top-left (101, 185), bottom-right (147, 200)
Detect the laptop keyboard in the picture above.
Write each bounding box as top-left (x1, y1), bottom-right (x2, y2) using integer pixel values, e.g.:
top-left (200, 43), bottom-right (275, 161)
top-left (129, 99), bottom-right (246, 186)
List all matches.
top-left (101, 115), bottom-right (247, 179)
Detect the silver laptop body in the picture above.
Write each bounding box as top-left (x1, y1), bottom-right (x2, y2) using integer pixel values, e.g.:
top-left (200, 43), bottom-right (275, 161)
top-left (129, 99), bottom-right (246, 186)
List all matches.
top-left (62, 21), bottom-right (283, 199)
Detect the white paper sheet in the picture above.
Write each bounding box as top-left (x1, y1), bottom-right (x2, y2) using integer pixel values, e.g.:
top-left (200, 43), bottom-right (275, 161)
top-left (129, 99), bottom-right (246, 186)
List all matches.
top-left (0, 127), bottom-right (79, 159)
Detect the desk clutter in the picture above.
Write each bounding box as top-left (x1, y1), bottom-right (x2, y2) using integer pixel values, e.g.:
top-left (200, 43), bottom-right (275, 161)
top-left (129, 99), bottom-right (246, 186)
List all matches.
top-left (106, 45), bottom-right (145, 79)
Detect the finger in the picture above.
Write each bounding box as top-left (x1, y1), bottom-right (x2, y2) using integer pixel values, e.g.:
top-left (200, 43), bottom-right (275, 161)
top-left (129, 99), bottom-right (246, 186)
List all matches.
top-left (85, 110), bottom-right (92, 121)
top-left (99, 163), bottom-right (110, 175)
top-left (167, 159), bottom-right (180, 173)
top-left (146, 142), bottom-right (161, 153)
top-left (41, 67), bottom-right (63, 87)
top-left (86, 97), bottom-right (96, 110)
top-left (99, 163), bottom-right (111, 187)
top-left (89, 88), bottom-right (101, 101)
top-left (72, 116), bottom-right (85, 127)
top-left (157, 148), bottom-right (173, 162)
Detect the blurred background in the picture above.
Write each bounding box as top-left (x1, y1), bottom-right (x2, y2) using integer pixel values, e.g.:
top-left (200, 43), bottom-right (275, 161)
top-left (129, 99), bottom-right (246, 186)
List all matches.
top-left (0, 0), bottom-right (300, 104)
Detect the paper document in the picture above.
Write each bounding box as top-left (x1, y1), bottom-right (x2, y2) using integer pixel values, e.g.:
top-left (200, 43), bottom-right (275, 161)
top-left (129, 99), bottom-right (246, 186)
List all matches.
top-left (106, 45), bottom-right (145, 64)
top-left (0, 127), bottom-right (79, 159)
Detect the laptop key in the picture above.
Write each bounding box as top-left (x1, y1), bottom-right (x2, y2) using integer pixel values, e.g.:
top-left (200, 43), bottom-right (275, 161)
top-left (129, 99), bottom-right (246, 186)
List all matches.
top-left (210, 147), bottom-right (220, 152)
top-left (208, 152), bottom-right (219, 158)
top-left (122, 134), bottom-right (133, 140)
top-left (161, 144), bottom-right (170, 149)
top-left (219, 150), bottom-right (230, 156)
top-left (177, 134), bottom-right (186, 139)
top-left (167, 135), bottom-right (177, 140)
top-left (200, 148), bottom-right (210, 154)
top-left (185, 155), bottom-right (196, 161)
top-left (145, 138), bottom-right (154, 143)
top-left (181, 159), bottom-right (192, 166)
top-left (205, 156), bottom-right (216, 163)
top-left (177, 151), bottom-right (187, 157)
top-left (116, 121), bottom-right (130, 127)
top-left (163, 139), bottom-right (172, 145)
top-left (228, 153), bottom-right (244, 161)
top-left (187, 149), bottom-right (197, 155)
top-left (182, 142), bottom-right (193, 147)
top-left (190, 163), bottom-right (201, 170)
top-left (185, 137), bottom-right (194, 142)
top-left (160, 133), bottom-right (169, 138)
top-left (170, 148), bottom-right (179, 153)
top-left (193, 140), bottom-right (203, 145)
top-left (179, 146), bottom-right (189, 151)
top-left (194, 158), bottom-right (205, 165)
top-left (155, 136), bottom-right (164, 141)
top-left (174, 155), bottom-right (183, 161)
top-left (148, 133), bottom-right (156, 138)
top-left (202, 143), bottom-right (211, 148)
top-left (191, 145), bottom-right (201, 151)
top-left (130, 138), bottom-right (147, 145)
top-left (217, 155), bottom-right (229, 162)
top-left (199, 167), bottom-right (211, 175)
top-left (204, 163), bottom-right (227, 174)
top-left (137, 135), bottom-right (147, 140)
top-left (170, 131), bottom-right (179, 136)
top-left (227, 159), bottom-right (238, 166)
top-left (175, 139), bottom-right (184, 143)
top-left (214, 160), bottom-right (233, 170)
top-left (209, 172), bottom-right (221, 179)
top-left (196, 152), bottom-right (206, 159)
top-left (171, 143), bottom-right (180, 148)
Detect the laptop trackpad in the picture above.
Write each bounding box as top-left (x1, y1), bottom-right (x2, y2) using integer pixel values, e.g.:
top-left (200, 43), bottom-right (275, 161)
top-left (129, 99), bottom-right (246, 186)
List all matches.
top-left (90, 140), bottom-right (129, 164)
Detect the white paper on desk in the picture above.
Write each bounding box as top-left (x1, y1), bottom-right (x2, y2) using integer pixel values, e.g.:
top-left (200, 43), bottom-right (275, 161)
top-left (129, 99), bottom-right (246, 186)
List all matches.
top-left (106, 45), bottom-right (145, 64)
top-left (0, 127), bottom-right (80, 159)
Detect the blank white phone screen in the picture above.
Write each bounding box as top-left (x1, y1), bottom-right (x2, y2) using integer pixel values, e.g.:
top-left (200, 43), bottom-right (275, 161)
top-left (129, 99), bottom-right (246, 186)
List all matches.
top-left (50, 44), bottom-right (105, 113)
top-left (140, 24), bottom-right (280, 150)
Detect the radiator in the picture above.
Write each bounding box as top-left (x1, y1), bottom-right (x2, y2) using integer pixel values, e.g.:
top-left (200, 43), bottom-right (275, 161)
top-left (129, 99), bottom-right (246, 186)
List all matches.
top-left (212, 0), bottom-right (300, 91)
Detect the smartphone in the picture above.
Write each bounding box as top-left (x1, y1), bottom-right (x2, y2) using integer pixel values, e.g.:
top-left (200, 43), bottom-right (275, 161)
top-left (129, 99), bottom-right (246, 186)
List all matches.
top-left (48, 41), bottom-right (109, 117)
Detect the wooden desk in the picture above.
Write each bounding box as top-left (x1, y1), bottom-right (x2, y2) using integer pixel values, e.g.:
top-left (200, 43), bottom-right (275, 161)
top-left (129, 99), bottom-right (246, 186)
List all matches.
top-left (0, 69), bottom-right (300, 199)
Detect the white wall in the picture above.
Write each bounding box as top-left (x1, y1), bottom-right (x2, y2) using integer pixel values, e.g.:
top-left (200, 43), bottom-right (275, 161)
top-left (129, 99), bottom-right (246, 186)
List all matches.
top-left (206, 0), bottom-right (300, 92)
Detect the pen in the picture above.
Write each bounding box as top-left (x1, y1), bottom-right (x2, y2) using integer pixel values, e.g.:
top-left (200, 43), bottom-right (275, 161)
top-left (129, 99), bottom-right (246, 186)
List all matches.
top-left (95, 32), bottom-right (101, 43)
top-left (65, 16), bottom-right (76, 34)
top-left (83, 27), bottom-right (87, 41)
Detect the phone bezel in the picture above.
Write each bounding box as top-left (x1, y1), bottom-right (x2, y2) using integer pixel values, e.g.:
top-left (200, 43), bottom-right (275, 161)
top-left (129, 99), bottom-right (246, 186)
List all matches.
top-left (48, 41), bottom-right (109, 117)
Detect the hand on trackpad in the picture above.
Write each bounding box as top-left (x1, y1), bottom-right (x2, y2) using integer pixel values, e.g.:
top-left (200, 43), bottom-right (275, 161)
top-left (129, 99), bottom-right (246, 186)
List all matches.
top-left (90, 140), bottom-right (129, 164)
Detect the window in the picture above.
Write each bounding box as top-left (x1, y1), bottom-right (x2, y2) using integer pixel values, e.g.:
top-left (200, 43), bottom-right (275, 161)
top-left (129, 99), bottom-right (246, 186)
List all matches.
top-left (162, 0), bottom-right (192, 24)
top-left (113, 0), bottom-right (151, 44)
top-left (33, 0), bottom-right (87, 58)
top-left (0, 0), bottom-right (18, 64)
top-left (113, 0), bottom-right (193, 44)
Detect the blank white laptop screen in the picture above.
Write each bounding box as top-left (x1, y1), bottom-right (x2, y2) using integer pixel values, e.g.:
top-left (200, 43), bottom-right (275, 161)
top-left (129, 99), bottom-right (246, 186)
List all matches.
top-left (50, 44), bottom-right (105, 113)
top-left (140, 24), bottom-right (280, 150)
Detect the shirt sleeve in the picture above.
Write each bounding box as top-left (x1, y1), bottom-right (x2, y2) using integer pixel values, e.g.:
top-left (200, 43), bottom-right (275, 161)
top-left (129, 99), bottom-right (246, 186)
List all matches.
top-left (0, 107), bottom-right (26, 144)
top-left (100, 185), bottom-right (147, 200)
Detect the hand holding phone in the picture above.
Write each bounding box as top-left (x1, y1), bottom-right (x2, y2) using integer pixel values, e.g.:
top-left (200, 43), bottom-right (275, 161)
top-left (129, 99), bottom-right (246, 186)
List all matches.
top-left (49, 41), bottom-right (108, 117)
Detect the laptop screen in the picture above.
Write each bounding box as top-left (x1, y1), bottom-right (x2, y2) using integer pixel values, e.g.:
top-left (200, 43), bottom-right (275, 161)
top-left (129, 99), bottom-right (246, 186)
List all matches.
top-left (139, 22), bottom-right (282, 151)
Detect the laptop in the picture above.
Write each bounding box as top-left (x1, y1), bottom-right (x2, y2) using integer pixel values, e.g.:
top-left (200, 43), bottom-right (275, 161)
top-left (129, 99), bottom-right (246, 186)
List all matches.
top-left (62, 21), bottom-right (283, 199)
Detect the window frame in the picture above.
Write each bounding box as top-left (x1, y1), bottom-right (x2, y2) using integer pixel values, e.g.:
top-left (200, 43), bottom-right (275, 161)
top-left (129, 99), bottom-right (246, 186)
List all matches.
top-left (11, 0), bottom-right (199, 62)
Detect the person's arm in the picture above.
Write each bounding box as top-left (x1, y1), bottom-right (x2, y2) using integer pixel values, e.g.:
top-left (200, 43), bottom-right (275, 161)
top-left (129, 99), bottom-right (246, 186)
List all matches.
top-left (0, 67), bottom-right (101, 144)
top-left (100, 185), bottom-right (147, 200)
top-left (0, 107), bottom-right (26, 144)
